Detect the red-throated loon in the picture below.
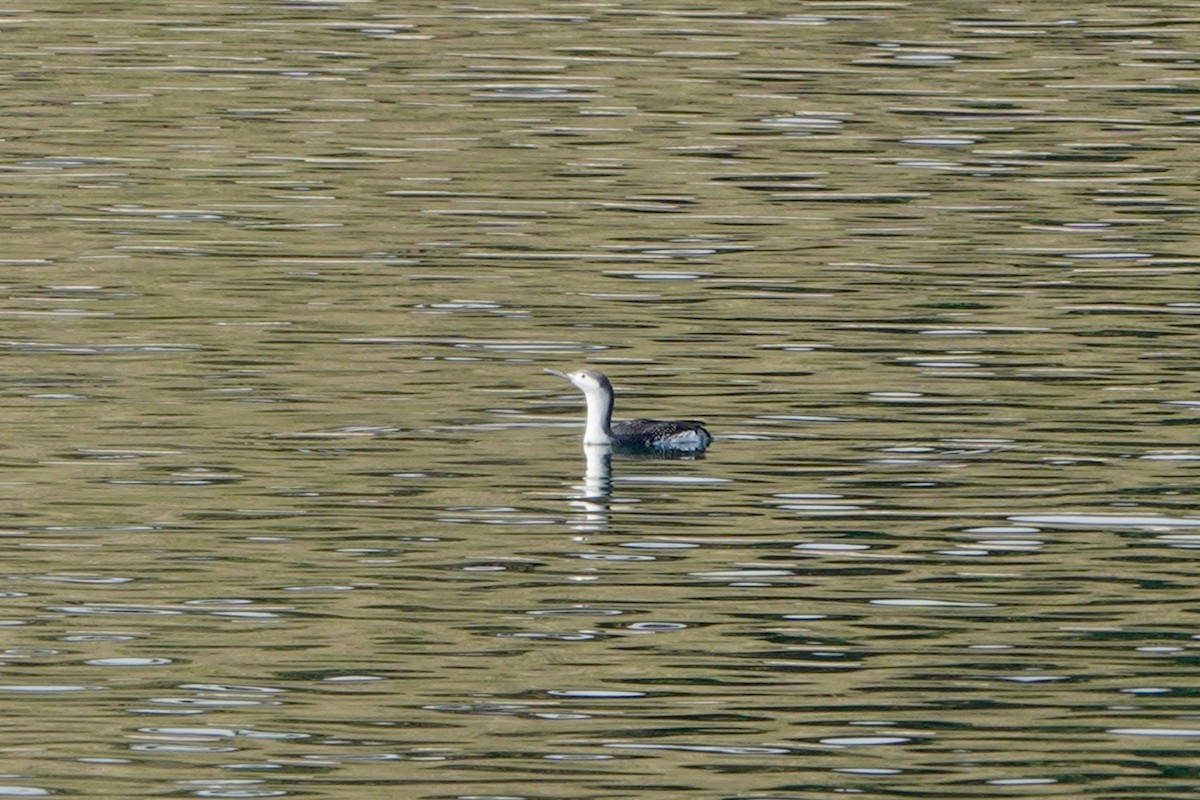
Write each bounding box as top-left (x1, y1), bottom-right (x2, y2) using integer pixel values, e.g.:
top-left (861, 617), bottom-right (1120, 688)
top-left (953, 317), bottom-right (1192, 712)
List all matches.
top-left (546, 368), bottom-right (713, 452)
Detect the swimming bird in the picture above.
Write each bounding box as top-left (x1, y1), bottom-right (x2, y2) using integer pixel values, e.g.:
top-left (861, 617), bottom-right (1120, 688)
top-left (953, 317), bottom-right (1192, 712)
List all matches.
top-left (546, 368), bottom-right (713, 453)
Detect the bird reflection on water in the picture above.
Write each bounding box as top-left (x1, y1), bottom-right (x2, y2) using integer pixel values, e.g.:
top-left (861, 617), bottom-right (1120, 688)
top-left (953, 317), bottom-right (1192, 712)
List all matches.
top-left (569, 444), bottom-right (614, 532)
top-left (567, 442), bottom-right (709, 533)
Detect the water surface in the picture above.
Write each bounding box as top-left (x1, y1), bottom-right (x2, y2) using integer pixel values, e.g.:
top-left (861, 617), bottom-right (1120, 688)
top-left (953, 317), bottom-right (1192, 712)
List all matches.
top-left (1, 2), bottom-right (1198, 798)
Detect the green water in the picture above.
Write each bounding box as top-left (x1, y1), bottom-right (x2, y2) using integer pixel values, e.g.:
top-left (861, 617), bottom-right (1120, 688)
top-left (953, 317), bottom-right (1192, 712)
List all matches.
top-left (0, 2), bottom-right (1197, 798)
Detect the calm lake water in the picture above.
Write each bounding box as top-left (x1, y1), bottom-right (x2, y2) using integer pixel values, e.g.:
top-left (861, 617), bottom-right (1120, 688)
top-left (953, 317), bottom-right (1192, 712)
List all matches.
top-left (2, 2), bottom-right (1199, 798)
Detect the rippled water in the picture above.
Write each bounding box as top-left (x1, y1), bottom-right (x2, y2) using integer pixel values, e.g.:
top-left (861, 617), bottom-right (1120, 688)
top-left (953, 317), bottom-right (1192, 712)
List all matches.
top-left (2, 2), bottom-right (1199, 798)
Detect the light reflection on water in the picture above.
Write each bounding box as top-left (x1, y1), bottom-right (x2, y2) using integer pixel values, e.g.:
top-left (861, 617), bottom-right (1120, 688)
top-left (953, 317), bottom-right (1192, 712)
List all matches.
top-left (0, 1), bottom-right (1197, 798)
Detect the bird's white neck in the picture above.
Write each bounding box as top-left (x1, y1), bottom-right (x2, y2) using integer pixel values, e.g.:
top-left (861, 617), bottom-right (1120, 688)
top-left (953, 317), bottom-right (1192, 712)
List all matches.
top-left (580, 383), bottom-right (614, 445)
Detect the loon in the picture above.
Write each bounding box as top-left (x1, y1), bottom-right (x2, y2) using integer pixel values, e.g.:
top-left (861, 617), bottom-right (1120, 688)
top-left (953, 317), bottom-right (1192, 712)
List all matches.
top-left (546, 368), bottom-right (713, 453)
